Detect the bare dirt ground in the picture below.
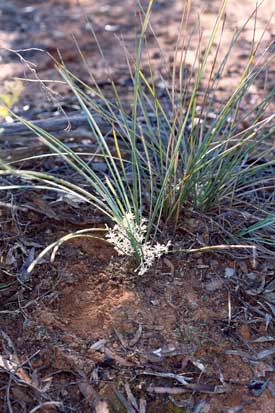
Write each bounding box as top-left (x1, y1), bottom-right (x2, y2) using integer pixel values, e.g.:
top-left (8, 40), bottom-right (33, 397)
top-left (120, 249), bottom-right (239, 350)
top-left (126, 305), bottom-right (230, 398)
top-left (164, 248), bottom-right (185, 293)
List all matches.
top-left (0, 1), bottom-right (275, 412)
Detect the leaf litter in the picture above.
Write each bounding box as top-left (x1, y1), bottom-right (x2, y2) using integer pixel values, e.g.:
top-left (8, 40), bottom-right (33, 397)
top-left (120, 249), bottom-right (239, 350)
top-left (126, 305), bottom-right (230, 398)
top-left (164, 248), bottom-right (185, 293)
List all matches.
top-left (0, 0), bottom-right (275, 412)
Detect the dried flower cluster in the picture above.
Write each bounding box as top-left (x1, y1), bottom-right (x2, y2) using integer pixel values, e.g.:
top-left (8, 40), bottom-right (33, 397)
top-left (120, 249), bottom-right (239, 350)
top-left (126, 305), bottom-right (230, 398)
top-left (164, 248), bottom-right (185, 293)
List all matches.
top-left (106, 212), bottom-right (171, 275)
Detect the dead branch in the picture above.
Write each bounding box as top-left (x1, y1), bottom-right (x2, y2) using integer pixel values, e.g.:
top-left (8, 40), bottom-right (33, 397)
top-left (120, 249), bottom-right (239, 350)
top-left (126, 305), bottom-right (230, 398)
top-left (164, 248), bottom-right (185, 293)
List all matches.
top-left (0, 113), bottom-right (91, 139)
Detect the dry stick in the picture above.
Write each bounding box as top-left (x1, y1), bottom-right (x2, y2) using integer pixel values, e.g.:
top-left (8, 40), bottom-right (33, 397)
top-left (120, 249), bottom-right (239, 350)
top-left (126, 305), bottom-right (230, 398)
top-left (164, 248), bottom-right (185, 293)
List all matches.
top-left (6, 376), bottom-right (13, 413)
top-left (139, 398), bottom-right (147, 413)
top-left (148, 383), bottom-right (231, 395)
top-left (0, 112), bottom-right (136, 139)
top-left (141, 371), bottom-right (191, 386)
top-left (148, 386), bottom-right (189, 395)
top-left (0, 113), bottom-right (91, 138)
top-left (0, 113), bottom-right (140, 163)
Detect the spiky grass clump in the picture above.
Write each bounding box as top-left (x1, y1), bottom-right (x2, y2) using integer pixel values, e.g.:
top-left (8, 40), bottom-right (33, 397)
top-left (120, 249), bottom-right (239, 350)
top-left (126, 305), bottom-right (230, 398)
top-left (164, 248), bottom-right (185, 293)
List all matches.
top-left (0, 0), bottom-right (274, 273)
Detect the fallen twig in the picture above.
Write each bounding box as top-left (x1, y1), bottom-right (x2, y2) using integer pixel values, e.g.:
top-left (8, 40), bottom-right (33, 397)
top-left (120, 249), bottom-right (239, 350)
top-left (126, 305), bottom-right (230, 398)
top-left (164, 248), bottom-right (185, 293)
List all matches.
top-left (139, 398), bottom-right (147, 413)
top-left (0, 113), bottom-right (90, 138)
top-left (148, 382), bottom-right (231, 394)
top-left (141, 371), bottom-right (191, 385)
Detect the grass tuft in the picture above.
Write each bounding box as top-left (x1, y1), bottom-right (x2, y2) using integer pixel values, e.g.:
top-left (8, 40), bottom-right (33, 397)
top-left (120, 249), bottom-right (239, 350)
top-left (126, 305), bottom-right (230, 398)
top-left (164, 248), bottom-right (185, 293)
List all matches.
top-left (0, 0), bottom-right (274, 273)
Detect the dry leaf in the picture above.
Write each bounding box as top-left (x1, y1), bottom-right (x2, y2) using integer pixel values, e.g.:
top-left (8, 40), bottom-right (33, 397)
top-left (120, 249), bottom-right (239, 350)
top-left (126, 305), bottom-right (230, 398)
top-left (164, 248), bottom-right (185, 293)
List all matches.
top-left (0, 80), bottom-right (23, 119)
top-left (0, 354), bottom-right (41, 391)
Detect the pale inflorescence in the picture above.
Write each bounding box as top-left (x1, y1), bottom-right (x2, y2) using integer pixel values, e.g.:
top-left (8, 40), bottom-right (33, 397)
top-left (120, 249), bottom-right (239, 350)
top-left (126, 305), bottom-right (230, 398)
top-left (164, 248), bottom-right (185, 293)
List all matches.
top-left (106, 212), bottom-right (171, 275)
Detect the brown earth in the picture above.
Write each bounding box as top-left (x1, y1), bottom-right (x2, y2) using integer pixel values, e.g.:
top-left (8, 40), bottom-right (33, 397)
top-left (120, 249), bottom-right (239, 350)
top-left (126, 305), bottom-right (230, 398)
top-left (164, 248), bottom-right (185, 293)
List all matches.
top-left (0, 1), bottom-right (275, 412)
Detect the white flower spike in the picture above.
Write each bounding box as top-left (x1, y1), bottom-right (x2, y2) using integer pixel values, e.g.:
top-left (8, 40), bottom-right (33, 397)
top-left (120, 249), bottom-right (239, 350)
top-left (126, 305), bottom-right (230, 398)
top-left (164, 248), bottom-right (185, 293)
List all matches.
top-left (106, 212), bottom-right (171, 275)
